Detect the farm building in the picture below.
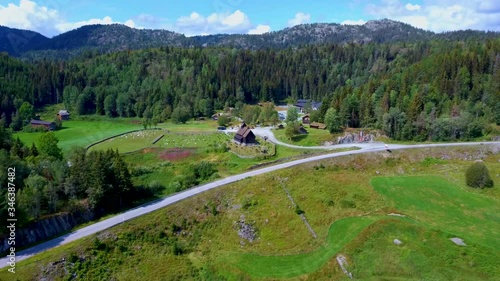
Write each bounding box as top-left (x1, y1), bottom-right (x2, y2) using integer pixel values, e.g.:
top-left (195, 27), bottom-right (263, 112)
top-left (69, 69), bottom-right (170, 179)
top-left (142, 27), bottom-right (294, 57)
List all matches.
top-left (234, 123), bottom-right (256, 145)
top-left (30, 120), bottom-right (56, 131)
top-left (302, 114), bottom-right (310, 124)
top-left (57, 110), bottom-right (70, 120)
top-left (295, 99), bottom-right (322, 113)
top-left (310, 122), bottom-right (327, 130)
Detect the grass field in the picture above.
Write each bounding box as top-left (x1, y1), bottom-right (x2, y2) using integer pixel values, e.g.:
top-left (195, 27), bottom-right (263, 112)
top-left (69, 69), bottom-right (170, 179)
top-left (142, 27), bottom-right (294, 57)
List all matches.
top-left (120, 133), bottom-right (324, 195)
top-left (372, 175), bottom-right (500, 249)
top-left (4, 145), bottom-right (499, 280)
top-left (228, 216), bottom-right (381, 278)
top-left (273, 127), bottom-right (334, 146)
top-left (14, 119), bottom-right (142, 153)
top-left (90, 126), bottom-right (325, 197)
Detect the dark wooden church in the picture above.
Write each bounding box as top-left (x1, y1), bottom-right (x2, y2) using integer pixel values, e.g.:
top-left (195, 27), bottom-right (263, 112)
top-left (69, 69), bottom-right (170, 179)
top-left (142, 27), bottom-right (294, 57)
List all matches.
top-left (234, 123), bottom-right (256, 145)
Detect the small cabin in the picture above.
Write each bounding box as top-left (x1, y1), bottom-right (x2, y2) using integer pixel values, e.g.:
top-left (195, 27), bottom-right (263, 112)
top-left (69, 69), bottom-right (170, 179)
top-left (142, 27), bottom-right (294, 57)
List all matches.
top-left (302, 114), bottom-right (310, 124)
top-left (57, 110), bottom-right (70, 121)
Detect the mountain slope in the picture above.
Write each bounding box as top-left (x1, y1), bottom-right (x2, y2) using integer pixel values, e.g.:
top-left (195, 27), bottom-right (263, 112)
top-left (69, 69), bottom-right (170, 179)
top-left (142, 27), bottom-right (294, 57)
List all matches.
top-left (0, 25), bottom-right (49, 56)
top-left (1, 19), bottom-right (499, 59)
top-left (191, 19), bottom-right (434, 48)
top-left (38, 24), bottom-right (187, 51)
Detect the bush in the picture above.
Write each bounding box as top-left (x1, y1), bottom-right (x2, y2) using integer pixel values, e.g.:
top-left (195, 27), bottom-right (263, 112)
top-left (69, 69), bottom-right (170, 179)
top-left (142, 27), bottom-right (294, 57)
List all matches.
top-left (192, 161), bottom-right (217, 182)
top-left (147, 181), bottom-right (165, 194)
top-left (465, 162), bottom-right (494, 188)
top-left (295, 205), bottom-right (305, 215)
top-left (340, 199), bottom-right (356, 209)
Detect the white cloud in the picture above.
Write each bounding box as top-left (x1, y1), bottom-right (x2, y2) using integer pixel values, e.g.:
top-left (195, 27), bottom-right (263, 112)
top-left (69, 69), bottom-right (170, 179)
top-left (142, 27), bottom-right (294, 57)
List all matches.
top-left (287, 12), bottom-right (311, 27)
top-left (173, 10), bottom-right (252, 36)
top-left (0, 0), bottom-right (60, 36)
top-left (0, 0), bottom-right (141, 37)
top-left (405, 3), bottom-right (421, 11)
top-left (221, 10), bottom-right (247, 26)
top-left (248, 24), bottom-right (271, 34)
top-left (56, 16), bottom-right (140, 32)
top-left (341, 19), bottom-right (367, 25)
top-left (366, 0), bottom-right (500, 32)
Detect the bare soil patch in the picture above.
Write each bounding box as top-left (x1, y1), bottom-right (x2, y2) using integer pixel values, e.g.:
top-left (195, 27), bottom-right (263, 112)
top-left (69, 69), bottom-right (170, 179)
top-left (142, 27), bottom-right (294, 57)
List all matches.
top-left (158, 148), bottom-right (195, 161)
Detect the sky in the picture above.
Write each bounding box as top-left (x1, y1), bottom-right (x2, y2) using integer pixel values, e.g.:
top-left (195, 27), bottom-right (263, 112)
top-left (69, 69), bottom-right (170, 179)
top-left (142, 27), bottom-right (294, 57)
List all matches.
top-left (0, 0), bottom-right (499, 37)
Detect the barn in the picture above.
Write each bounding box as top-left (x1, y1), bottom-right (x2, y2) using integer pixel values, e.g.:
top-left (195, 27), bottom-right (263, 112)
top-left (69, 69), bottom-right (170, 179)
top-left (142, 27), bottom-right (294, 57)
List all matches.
top-left (30, 120), bottom-right (56, 131)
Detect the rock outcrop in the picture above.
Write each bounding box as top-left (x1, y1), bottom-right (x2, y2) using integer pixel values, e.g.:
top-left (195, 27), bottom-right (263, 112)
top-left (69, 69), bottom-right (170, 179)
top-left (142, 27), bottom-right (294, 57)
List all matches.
top-left (337, 131), bottom-right (375, 144)
top-left (1, 210), bottom-right (94, 253)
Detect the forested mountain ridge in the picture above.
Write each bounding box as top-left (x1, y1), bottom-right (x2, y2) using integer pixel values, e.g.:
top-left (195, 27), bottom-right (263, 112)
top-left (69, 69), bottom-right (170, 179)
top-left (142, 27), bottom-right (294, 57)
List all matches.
top-left (0, 25), bottom-right (49, 56)
top-left (0, 24), bottom-right (188, 59)
top-left (1, 19), bottom-right (499, 59)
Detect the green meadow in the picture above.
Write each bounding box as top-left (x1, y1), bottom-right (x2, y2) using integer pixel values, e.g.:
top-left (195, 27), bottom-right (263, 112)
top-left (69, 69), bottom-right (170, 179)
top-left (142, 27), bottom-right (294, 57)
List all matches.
top-left (14, 119), bottom-right (142, 153)
top-left (273, 127), bottom-right (334, 146)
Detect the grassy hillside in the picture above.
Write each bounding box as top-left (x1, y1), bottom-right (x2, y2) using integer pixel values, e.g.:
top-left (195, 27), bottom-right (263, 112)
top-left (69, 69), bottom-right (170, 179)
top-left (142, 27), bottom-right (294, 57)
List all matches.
top-left (3, 145), bottom-right (499, 280)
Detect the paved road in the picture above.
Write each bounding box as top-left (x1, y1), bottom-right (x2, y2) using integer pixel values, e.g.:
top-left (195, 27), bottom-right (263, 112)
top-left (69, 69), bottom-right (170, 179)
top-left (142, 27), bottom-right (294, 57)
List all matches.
top-left (1, 139), bottom-right (499, 268)
top-left (250, 127), bottom-right (384, 150)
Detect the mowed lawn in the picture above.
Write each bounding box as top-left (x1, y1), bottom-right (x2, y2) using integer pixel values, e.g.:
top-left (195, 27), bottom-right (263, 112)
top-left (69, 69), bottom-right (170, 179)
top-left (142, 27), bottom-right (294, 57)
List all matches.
top-left (273, 127), bottom-right (333, 146)
top-left (371, 176), bottom-right (500, 249)
top-left (14, 119), bottom-right (142, 153)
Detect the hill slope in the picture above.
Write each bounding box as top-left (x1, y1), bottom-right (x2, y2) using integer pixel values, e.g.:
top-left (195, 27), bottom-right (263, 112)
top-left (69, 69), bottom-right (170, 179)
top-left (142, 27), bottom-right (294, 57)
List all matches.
top-left (0, 25), bottom-right (49, 56)
top-left (1, 19), bottom-right (499, 59)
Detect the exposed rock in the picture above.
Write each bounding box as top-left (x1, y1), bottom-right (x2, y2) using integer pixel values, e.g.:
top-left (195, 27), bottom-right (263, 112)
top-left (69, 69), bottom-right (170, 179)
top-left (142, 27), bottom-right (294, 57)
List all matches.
top-left (450, 237), bottom-right (466, 246)
top-left (1, 210), bottom-right (94, 253)
top-left (236, 217), bottom-right (257, 243)
top-left (388, 213), bottom-right (406, 217)
top-left (336, 255), bottom-right (353, 279)
top-left (337, 131), bottom-right (375, 144)
top-left (394, 239), bottom-right (403, 245)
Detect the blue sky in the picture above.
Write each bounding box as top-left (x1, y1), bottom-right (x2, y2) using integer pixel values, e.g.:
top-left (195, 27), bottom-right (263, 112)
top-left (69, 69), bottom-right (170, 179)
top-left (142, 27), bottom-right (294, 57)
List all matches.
top-left (0, 0), bottom-right (499, 37)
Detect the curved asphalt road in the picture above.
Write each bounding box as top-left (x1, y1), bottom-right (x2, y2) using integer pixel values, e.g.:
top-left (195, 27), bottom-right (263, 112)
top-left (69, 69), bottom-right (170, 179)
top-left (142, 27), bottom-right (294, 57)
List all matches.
top-left (250, 127), bottom-right (384, 150)
top-left (2, 137), bottom-right (499, 268)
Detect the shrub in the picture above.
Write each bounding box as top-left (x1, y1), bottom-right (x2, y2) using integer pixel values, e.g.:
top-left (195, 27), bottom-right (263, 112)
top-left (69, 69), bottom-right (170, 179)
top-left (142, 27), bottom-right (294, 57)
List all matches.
top-left (465, 162), bottom-right (494, 188)
top-left (193, 161), bottom-right (217, 182)
top-left (242, 198), bottom-right (258, 210)
top-left (295, 205), bottom-right (305, 215)
top-left (340, 199), bottom-right (356, 209)
top-left (147, 181), bottom-right (165, 194)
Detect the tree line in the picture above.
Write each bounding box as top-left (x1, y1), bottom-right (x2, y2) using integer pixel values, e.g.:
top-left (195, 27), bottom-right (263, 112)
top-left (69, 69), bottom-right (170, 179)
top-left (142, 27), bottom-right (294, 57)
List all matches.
top-left (0, 128), bottom-right (140, 231)
top-left (1, 38), bottom-right (499, 141)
